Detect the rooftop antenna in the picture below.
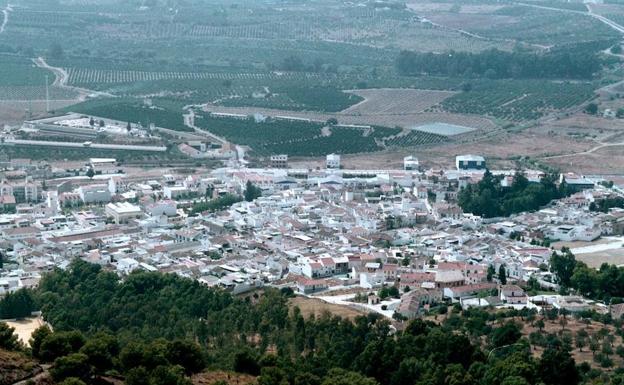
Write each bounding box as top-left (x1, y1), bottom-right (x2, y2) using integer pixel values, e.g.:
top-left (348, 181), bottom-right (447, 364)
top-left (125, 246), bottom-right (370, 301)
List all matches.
top-left (45, 74), bottom-right (50, 113)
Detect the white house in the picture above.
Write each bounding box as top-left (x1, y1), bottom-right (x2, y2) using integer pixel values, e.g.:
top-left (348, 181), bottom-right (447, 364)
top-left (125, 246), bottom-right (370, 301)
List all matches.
top-left (105, 202), bottom-right (142, 224)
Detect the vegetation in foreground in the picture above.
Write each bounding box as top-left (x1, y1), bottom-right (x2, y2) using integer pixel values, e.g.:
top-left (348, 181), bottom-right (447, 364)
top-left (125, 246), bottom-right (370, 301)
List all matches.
top-left (2, 260), bottom-right (624, 385)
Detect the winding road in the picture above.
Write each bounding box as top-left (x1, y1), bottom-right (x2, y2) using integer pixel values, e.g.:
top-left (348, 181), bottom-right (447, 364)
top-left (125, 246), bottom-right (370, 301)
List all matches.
top-left (516, 2), bottom-right (624, 34)
top-left (0, 3), bottom-right (12, 34)
top-left (32, 56), bottom-right (114, 99)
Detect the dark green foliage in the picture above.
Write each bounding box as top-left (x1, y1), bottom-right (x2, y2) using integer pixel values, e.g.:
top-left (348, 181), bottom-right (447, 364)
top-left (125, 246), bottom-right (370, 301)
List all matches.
top-left (396, 48), bottom-right (602, 79)
top-left (0, 288), bottom-right (36, 319)
top-left (67, 98), bottom-right (191, 132)
top-left (192, 194), bottom-right (243, 214)
top-left (538, 347), bottom-right (580, 385)
top-left (194, 115), bottom-right (385, 156)
top-left (458, 171), bottom-right (570, 218)
top-left (50, 353), bottom-right (92, 382)
top-left (589, 197), bottom-right (624, 213)
top-left (489, 322), bottom-right (521, 349)
top-left (0, 322), bottom-right (21, 351)
top-left (30, 325), bottom-right (53, 359)
top-left (78, 333), bottom-right (120, 374)
top-left (498, 265), bottom-right (507, 285)
top-left (440, 79), bottom-right (595, 121)
top-left (585, 102), bottom-right (599, 115)
top-left (39, 331), bottom-right (86, 362)
top-left (32, 260), bottom-right (611, 385)
top-left (550, 248), bottom-right (577, 288)
top-left (244, 181), bottom-right (262, 202)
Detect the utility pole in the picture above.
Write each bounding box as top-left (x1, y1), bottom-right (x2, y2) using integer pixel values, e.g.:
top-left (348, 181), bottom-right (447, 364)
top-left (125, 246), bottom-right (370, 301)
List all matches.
top-left (45, 74), bottom-right (50, 113)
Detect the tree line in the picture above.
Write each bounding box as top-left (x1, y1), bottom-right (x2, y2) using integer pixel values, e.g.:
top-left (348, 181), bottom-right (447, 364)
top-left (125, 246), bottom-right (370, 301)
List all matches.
top-left (396, 48), bottom-right (603, 80)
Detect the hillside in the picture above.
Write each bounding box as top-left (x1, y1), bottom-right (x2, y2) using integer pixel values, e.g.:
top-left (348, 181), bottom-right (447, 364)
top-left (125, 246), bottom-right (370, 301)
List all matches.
top-left (0, 349), bottom-right (43, 385)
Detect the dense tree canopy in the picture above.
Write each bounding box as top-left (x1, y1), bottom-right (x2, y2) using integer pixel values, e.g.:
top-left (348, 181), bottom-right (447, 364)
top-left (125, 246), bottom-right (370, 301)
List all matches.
top-left (24, 260), bottom-right (603, 385)
top-left (0, 288), bottom-right (37, 319)
top-left (396, 48), bottom-right (604, 80)
top-left (458, 171), bottom-right (570, 218)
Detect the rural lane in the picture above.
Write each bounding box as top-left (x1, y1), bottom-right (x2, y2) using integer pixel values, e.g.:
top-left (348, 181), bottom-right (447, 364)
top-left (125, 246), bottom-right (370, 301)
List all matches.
top-left (0, 3), bottom-right (12, 34)
top-left (32, 57), bottom-right (115, 99)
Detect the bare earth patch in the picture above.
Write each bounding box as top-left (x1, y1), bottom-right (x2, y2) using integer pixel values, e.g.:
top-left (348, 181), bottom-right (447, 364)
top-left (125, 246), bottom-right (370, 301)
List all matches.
top-left (290, 131), bottom-right (596, 171)
top-left (192, 371), bottom-right (257, 385)
top-left (342, 88), bottom-right (456, 115)
top-left (289, 296), bottom-right (367, 320)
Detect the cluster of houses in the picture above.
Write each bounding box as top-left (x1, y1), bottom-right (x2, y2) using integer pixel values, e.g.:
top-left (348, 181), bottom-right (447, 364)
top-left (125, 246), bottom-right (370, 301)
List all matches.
top-left (0, 152), bottom-right (622, 320)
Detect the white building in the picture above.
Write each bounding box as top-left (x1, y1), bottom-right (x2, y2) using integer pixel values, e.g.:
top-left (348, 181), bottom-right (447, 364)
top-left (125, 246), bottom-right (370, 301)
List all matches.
top-left (403, 156), bottom-right (419, 171)
top-left (163, 185), bottom-right (188, 199)
top-left (78, 185), bottom-right (112, 204)
top-left (326, 153), bottom-right (341, 169)
top-left (146, 200), bottom-right (177, 217)
top-left (105, 202), bottom-right (142, 224)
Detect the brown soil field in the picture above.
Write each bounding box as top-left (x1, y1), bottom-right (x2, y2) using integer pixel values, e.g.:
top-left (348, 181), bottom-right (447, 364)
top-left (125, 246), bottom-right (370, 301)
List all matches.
top-left (543, 145), bottom-right (624, 175)
top-left (288, 296), bottom-right (368, 320)
top-left (520, 316), bottom-right (624, 370)
top-left (576, 249), bottom-right (624, 268)
top-left (192, 371), bottom-right (257, 385)
top-left (343, 89), bottom-right (456, 115)
top-left (290, 131), bottom-right (593, 170)
top-left (0, 100), bottom-right (79, 125)
top-left (0, 349), bottom-right (41, 385)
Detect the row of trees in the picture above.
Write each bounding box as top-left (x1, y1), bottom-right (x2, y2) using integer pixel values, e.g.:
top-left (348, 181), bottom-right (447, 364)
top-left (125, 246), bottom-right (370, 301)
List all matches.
top-left (458, 171), bottom-right (572, 218)
top-left (396, 48), bottom-right (603, 79)
top-left (191, 193), bottom-right (242, 214)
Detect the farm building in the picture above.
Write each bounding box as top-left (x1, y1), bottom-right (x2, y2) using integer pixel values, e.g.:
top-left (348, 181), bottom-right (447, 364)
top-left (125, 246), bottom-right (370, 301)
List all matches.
top-left (456, 155), bottom-right (486, 170)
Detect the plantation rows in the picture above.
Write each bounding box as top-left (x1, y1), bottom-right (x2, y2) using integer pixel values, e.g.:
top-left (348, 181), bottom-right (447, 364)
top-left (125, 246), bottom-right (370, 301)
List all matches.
top-left (221, 87), bottom-right (363, 113)
top-left (66, 98), bottom-right (191, 132)
top-left (385, 131), bottom-right (447, 147)
top-left (66, 68), bottom-right (323, 85)
top-left (440, 80), bottom-right (596, 121)
top-left (196, 113), bottom-right (449, 156)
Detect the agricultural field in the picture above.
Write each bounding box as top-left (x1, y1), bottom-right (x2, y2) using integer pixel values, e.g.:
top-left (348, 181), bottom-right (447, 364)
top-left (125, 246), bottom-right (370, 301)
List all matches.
top-left (0, 55), bottom-right (51, 86)
top-left (439, 80), bottom-right (597, 121)
top-left (342, 88), bottom-right (456, 115)
top-left (63, 98), bottom-right (191, 132)
top-left (194, 113), bottom-right (448, 156)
